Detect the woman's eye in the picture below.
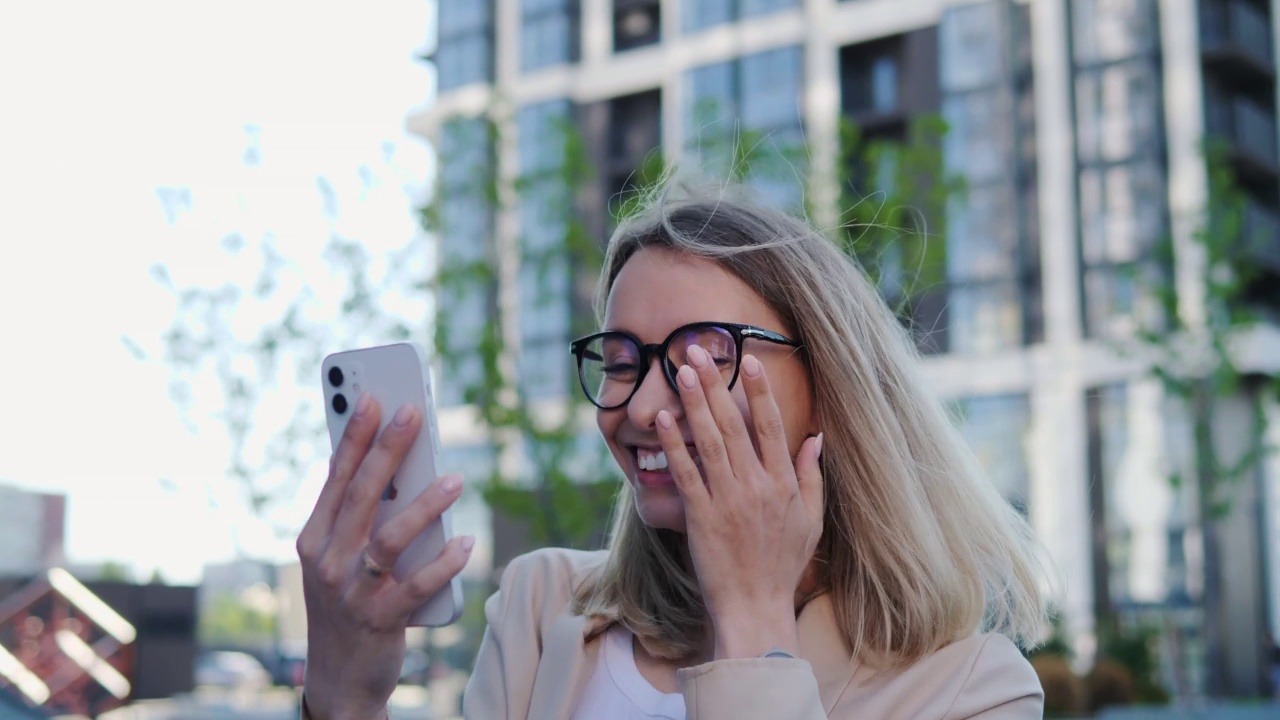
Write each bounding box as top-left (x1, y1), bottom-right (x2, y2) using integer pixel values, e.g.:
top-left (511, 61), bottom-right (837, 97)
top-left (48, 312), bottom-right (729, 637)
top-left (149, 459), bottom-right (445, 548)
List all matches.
top-left (602, 362), bottom-right (639, 379)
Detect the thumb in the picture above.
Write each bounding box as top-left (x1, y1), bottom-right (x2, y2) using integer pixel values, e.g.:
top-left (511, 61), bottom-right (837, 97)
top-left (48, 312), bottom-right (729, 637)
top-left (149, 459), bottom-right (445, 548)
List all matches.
top-left (795, 432), bottom-right (824, 526)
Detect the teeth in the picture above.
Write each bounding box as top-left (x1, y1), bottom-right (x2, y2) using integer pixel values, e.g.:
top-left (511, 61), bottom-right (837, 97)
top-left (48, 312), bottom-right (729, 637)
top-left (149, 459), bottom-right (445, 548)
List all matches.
top-left (636, 448), bottom-right (669, 471)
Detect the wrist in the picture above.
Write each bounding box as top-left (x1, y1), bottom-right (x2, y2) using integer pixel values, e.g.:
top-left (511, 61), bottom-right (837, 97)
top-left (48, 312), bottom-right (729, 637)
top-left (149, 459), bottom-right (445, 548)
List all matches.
top-left (711, 607), bottom-right (800, 660)
top-left (301, 690), bottom-right (389, 720)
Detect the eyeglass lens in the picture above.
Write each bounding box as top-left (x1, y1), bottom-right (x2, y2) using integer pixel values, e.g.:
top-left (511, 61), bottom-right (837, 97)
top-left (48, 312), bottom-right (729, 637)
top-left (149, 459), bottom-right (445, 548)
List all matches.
top-left (579, 326), bottom-right (738, 407)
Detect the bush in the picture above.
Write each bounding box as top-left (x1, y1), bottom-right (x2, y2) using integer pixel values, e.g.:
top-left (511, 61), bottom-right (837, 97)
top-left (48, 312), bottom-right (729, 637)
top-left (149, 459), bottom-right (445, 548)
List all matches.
top-left (1086, 658), bottom-right (1137, 712)
top-left (1031, 655), bottom-right (1086, 717)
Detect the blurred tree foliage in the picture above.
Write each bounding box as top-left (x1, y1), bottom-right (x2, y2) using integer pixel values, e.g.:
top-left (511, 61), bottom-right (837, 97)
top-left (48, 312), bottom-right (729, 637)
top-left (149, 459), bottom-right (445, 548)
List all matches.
top-left (200, 592), bottom-right (277, 648)
top-left (147, 129), bottom-right (425, 547)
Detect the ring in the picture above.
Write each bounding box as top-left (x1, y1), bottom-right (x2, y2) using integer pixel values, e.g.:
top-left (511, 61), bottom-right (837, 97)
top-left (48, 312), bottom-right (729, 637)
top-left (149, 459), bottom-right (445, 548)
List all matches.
top-left (360, 550), bottom-right (389, 579)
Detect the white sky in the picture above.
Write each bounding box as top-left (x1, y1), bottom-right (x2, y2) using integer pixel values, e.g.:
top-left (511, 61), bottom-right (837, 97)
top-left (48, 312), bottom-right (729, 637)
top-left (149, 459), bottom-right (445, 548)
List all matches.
top-left (0, 0), bottom-right (472, 584)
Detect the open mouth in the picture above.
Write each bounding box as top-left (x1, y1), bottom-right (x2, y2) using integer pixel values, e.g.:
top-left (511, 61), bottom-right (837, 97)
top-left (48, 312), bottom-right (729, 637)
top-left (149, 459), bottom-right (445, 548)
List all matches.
top-left (631, 446), bottom-right (702, 474)
top-left (635, 446), bottom-right (670, 471)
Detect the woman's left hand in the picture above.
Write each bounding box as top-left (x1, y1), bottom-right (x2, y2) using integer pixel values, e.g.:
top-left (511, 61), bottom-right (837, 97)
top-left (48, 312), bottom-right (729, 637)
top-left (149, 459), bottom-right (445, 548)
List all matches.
top-left (656, 344), bottom-right (824, 660)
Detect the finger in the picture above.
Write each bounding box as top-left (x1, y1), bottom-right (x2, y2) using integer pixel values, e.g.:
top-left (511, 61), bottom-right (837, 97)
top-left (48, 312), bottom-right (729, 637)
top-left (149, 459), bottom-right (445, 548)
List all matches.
top-left (674, 362), bottom-right (735, 491)
top-left (739, 354), bottom-right (794, 481)
top-left (330, 403), bottom-right (422, 554)
top-left (390, 534), bottom-right (475, 620)
top-left (298, 394), bottom-right (378, 553)
top-left (364, 474), bottom-right (464, 573)
top-left (796, 433), bottom-right (825, 529)
top-left (656, 409), bottom-right (709, 511)
top-left (686, 344), bottom-right (758, 473)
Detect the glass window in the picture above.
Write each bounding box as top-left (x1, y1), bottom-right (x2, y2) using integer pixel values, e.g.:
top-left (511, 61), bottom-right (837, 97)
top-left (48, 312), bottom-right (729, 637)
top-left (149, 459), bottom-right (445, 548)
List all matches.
top-left (948, 282), bottom-right (1024, 355)
top-left (740, 0), bottom-right (800, 20)
top-left (740, 46), bottom-right (803, 132)
top-left (683, 0), bottom-right (734, 32)
top-left (685, 61), bottom-right (737, 150)
top-left (1070, 0), bottom-right (1158, 65)
top-left (1074, 59), bottom-right (1162, 163)
top-left (437, 1), bottom-right (493, 91)
top-left (685, 47), bottom-right (805, 208)
top-left (522, 0), bottom-right (578, 71)
top-left (436, 119), bottom-right (495, 408)
top-left (1078, 160), bottom-right (1165, 265)
top-left (953, 393), bottom-right (1032, 512)
top-left (939, 1), bottom-right (1002, 92)
top-left (437, 443), bottom-right (497, 484)
top-left (614, 0), bottom-right (660, 51)
top-left (946, 186), bottom-right (1019, 282)
top-left (942, 92), bottom-right (1010, 184)
top-left (842, 44), bottom-right (900, 116)
top-left (1088, 383), bottom-right (1193, 606)
top-left (517, 100), bottom-right (574, 400)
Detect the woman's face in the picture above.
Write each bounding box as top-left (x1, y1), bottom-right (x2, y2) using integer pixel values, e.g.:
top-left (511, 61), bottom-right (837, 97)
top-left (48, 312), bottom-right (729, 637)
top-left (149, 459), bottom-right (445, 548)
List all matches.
top-left (598, 247), bottom-right (817, 532)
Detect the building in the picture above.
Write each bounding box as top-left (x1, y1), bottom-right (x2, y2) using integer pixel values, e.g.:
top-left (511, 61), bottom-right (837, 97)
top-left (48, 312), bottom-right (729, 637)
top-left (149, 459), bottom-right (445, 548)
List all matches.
top-left (411, 0), bottom-right (1280, 699)
top-left (0, 485), bottom-right (65, 579)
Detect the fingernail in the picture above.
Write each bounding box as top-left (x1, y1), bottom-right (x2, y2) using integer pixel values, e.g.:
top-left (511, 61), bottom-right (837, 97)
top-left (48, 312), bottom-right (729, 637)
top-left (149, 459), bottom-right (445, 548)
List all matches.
top-left (460, 535), bottom-right (476, 552)
top-left (354, 392), bottom-right (372, 416)
top-left (441, 475), bottom-right (462, 495)
top-left (686, 344), bottom-right (708, 367)
top-left (393, 404), bottom-right (415, 427)
top-left (742, 354), bottom-right (762, 378)
top-left (677, 365), bottom-right (698, 389)
top-left (657, 410), bottom-right (674, 430)
top-left (815, 432), bottom-right (824, 459)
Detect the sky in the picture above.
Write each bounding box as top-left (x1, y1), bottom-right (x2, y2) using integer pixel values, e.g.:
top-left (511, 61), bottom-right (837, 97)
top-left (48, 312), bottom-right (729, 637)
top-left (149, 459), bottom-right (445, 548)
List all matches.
top-left (0, 0), bottom-right (467, 584)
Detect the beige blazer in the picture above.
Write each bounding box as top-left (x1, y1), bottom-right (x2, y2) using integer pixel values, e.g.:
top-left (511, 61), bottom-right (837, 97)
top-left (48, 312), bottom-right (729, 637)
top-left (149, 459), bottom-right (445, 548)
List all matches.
top-left (462, 548), bottom-right (1044, 719)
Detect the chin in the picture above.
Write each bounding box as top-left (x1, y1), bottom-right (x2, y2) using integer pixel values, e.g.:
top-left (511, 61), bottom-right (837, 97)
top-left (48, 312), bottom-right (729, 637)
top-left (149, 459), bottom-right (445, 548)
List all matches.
top-left (630, 483), bottom-right (688, 533)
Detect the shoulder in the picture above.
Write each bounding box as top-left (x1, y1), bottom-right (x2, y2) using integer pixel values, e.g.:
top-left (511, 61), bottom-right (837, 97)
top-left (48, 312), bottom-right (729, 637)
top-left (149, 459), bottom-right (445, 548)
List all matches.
top-left (499, 546), bottom-right (609, 596)
top-left (493, 547), bottom-right (609, 623)
top-left (917, 633), bottom-right (1043, 719)
top-left (838, 634), bottom-right (1042, 719)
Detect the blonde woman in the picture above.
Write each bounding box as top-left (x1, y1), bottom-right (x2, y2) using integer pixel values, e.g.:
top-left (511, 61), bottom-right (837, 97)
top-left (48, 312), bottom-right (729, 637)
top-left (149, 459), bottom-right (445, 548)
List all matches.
top-left (297, 184), bottom-right (1049, 719)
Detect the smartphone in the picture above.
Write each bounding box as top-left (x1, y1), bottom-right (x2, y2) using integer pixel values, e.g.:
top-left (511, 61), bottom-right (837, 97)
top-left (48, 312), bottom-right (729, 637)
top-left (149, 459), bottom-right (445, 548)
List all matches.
top-left (320, 342), bottom-right (463, 627)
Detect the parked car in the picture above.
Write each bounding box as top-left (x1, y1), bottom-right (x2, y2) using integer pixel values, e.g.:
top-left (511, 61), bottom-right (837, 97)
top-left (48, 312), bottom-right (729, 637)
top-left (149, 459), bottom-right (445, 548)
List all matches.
top-left (195, 650), bottom-right (272, 689)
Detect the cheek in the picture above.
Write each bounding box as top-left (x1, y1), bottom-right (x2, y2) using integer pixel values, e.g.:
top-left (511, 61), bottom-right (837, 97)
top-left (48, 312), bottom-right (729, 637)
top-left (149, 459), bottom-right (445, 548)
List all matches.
top-left (598, 409), bottom-right (627, 458)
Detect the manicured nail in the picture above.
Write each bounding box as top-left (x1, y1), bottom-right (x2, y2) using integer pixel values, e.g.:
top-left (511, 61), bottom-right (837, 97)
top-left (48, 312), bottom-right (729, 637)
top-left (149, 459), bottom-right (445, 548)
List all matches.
top-left (441, 475), bottom-right (462, 495)
top-left (678, 365), bottom-right (698, 389)
top-left (354, 392), bottom-right (372, 416)
top-left (742, 354), bottom-right (762, 378)
top-left (460, 535), bottom-right (476, 552)
top-left (686, 344), bottom-right (709, 368)
top-left (393, 404), bottom-right (415, 427)
top-left (815, 432), bottom-right (824, 459)
top-left (657, 410), bottom-right (674, 430)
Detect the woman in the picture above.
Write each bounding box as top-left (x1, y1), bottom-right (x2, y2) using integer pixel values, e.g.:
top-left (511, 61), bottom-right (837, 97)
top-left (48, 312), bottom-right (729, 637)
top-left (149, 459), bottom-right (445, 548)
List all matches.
top-left (297, 182), bottom-right (1049, 719)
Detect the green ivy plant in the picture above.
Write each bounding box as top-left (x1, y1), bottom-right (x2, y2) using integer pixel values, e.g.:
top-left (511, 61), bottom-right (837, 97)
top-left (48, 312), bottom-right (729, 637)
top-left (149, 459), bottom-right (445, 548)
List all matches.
top-left (1129, 140), bottom-right (1280, 519)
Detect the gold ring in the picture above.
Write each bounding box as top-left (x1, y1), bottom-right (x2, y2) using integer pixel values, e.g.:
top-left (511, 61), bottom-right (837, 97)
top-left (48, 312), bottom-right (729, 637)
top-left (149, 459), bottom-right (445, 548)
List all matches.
top-left (360, 550), bottom-right (388, 579)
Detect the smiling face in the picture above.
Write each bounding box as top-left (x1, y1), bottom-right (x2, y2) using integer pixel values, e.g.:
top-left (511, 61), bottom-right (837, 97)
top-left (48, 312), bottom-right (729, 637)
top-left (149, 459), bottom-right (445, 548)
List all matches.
top-left (597, 247), bottom-right (817, 532)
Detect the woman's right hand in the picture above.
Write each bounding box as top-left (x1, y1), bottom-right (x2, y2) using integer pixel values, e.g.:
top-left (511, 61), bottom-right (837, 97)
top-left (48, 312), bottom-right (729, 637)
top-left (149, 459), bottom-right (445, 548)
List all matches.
top-left (296, 394), bottom-right (474, 719)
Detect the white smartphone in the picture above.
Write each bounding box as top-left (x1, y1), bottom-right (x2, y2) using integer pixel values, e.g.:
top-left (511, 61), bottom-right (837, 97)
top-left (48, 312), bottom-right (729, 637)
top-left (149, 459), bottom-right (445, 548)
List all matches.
top-left (320, 342), bottom-right (463, 627)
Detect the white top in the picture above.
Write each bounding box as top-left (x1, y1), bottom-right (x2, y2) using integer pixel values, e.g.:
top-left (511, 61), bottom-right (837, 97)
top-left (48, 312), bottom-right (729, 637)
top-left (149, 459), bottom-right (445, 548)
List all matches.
top-left (569, 625), bottom-right (687, 720)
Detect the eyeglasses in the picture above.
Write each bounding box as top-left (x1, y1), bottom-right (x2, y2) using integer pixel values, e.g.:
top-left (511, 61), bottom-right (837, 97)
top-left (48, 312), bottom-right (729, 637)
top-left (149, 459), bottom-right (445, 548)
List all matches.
top-left (568, 321), bottom-right (801, 410)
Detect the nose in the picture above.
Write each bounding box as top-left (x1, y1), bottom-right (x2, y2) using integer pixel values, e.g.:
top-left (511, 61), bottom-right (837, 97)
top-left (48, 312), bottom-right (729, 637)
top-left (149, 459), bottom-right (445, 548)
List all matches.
top-left (626, 357), bottom-right (682, 431)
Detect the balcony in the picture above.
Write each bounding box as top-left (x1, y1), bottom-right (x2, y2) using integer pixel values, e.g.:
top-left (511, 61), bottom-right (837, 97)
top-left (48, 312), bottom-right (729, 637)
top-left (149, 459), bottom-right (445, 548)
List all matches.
top-left (1201, 0), bottom-right (1275, 78)
top-left (1241, 200), bottom-right (1280, 274)
top-left (1205, 85), bottom-right (1279, 173)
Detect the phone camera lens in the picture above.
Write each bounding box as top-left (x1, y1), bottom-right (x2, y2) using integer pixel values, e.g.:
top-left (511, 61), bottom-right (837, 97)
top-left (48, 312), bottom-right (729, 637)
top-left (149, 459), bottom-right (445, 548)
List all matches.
top-left (332, 394), bottom-right (348, 414)
top-left (328, 367), bottom-right (344, 387)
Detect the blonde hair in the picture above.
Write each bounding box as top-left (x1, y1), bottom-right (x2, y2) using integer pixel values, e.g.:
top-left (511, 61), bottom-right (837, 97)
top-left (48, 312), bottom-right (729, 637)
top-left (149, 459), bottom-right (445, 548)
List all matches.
top-left (572, 178), bottom-right (1048, 664)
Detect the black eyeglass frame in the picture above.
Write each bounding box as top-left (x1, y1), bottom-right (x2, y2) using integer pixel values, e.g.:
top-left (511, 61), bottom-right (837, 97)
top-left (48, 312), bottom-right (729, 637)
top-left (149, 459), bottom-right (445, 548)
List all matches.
top-left (568, 321), bottom-right (802, 410)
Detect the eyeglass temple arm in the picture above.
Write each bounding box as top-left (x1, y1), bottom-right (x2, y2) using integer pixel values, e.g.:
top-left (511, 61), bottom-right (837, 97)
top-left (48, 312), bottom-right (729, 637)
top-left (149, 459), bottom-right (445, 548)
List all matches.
top-left (741, 327), bottom-right (801, 347)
